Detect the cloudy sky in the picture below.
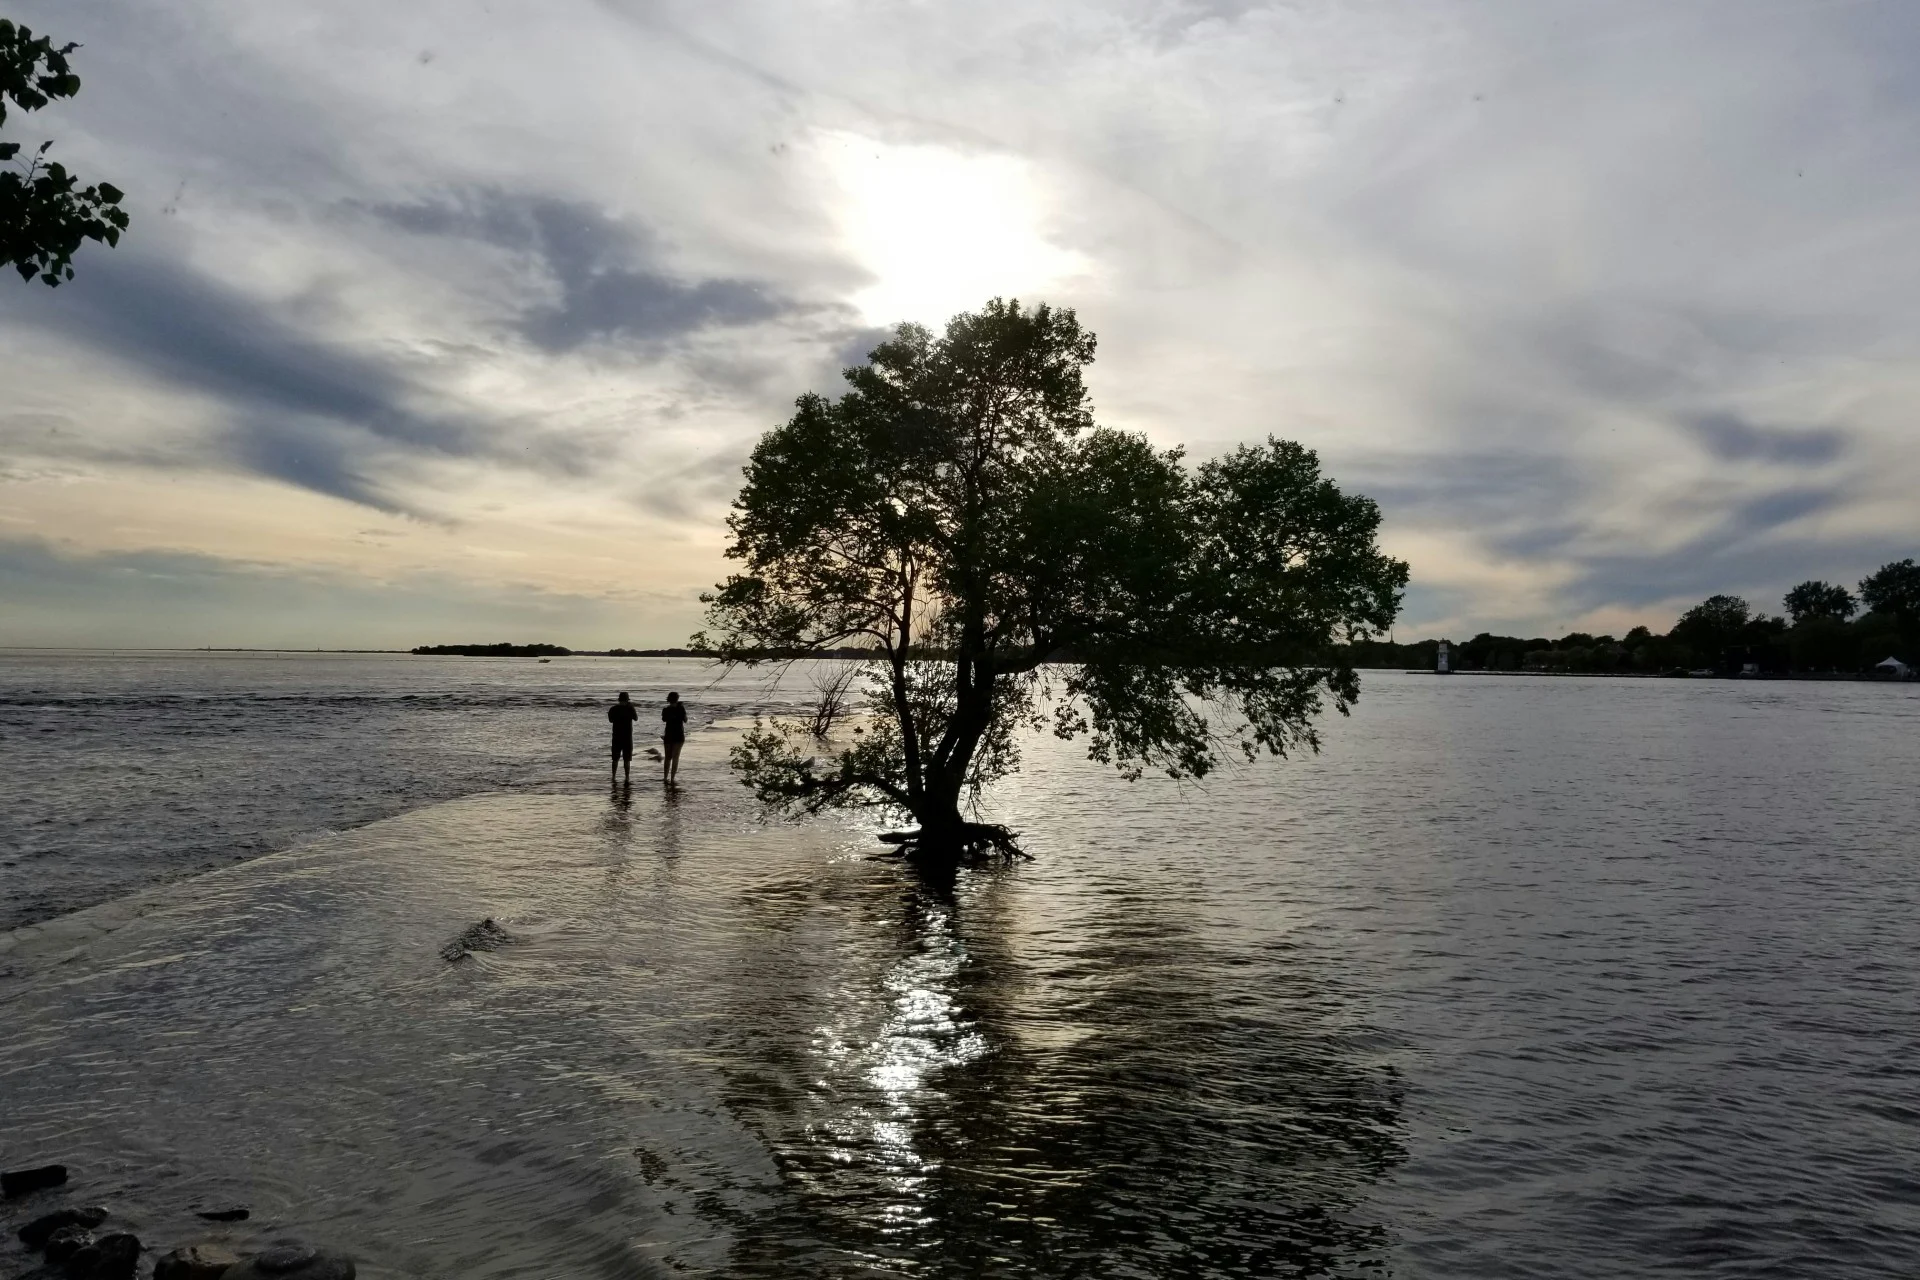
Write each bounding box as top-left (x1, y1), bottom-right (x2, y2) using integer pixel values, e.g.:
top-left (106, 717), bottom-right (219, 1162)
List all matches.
top-left (4, 0), bottom-right (1917, 649)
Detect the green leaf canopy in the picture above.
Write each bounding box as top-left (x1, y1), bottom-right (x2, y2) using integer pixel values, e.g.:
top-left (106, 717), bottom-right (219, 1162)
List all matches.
top-left (700, 298), bottom-right (1409, 848)
top-left (1, 18), bottom-right (130, 286)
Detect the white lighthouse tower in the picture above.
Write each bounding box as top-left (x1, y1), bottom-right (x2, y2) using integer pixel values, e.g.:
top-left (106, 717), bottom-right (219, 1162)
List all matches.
top-left (1436, 639), bottom-right (1451, 674)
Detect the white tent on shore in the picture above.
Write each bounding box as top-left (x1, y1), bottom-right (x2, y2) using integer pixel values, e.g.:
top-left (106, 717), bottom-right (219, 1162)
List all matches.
top-left (1874, 656), bottom-right (1912, 677)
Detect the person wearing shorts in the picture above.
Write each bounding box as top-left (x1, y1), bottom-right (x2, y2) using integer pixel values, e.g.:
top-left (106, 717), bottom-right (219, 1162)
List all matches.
top-left (608, 691), bottom-right (638, 780)
top-left (661, 691), bottom-right (687, 783)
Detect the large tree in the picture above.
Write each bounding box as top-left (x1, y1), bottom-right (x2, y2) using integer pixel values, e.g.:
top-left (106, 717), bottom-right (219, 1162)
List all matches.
top-left (1783, 580), bottom-right (1855, 626)
top-left (1860, 558), bottom-right (1920, 660)
top-left (1670, 593), bottom-right (1751, 667)
top-left (698, 299), bottom-right (1409, 862)
top-left (1, 17), bottom-right (128, 285)
top-left (1859, 559), bottom-right (1920, 625)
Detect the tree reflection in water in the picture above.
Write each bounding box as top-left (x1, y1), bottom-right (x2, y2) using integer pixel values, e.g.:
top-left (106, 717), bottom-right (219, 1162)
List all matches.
top-left (714, 868), bottom-right (1405, 1278)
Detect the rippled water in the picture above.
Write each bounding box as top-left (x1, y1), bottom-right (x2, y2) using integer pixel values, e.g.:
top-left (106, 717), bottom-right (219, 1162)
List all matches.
top-left (0, 651), bottom-right (806, 931)
top-left (2, 657), bottom-right (1918, 1277)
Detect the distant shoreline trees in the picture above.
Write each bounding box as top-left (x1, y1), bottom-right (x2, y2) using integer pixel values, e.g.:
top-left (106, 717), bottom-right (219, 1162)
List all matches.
top-left (415, 558), bottom-right (1914, 676)
top-left (1355, 558), bottom-right (1919, 676)
top-left (410, 642), bottom-right (571, 657)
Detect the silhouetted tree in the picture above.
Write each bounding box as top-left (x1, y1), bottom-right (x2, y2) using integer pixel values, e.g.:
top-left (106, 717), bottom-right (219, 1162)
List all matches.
top-left (699, 299), bottom-right (1408, 862)
top-left (1789, 616), bottom-right (1857, 672)
top-left (1671, 594), bottom-right (1750, 668)
top-left (1860, 558), bottom-right (1920, 660)
top-left (1783, 580), bottom-right (1856, 625)
top-left (1, 18), bottom-right (128, 285)
top-left (1859, 560), bottom-right (1920, 627)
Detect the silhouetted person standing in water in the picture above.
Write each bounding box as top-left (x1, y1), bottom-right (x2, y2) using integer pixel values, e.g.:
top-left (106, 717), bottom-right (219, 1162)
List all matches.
top-left (661, 691), bottom-right (687, 784)
top-left (609, 691), bottom-right (638, 781)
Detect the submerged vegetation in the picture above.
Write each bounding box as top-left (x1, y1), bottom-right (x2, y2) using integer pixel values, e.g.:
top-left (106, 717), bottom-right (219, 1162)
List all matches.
top-left (696, 298), bottom-right (1408, 863)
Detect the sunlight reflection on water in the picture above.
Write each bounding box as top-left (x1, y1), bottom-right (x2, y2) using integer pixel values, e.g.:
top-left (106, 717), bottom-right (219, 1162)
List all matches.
top-left (1, 669), bottom-right (1916, 1277)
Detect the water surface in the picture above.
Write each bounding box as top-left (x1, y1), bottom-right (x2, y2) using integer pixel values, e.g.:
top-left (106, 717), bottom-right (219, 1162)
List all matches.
top-left (0, 650), bottom-right (804, 930)
top-left (2, 658), bottom-right (1916, 1277)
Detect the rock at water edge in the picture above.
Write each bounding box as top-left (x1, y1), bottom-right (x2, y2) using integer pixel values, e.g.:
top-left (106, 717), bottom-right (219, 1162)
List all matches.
top-left (439, 917), bottom-right (512, 962)
top-left (20, 1206), bottom-right (108, 1249)
top-left (61, 1230), bottom-right (139, 1280)
top-left (1, 1164), bottom-right (69, 1199)
top-left (193, 1206), bottom-right (250, 1223)
top-left (224, 1242), bottom-right (355, 1280)
top-left (44, 1225), bottom-right (96, 1265)
top-left (154, 1243), bottom-right (243, 1280)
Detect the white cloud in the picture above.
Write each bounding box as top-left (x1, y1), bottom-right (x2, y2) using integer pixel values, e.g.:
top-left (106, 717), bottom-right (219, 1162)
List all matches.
top-left (2, 0), bottom-right (1917, 645)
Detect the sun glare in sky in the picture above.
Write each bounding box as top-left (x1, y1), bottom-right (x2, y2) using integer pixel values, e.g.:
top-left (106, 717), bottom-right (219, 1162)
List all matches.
top-left (816, 131), bottom-right (1092, 327)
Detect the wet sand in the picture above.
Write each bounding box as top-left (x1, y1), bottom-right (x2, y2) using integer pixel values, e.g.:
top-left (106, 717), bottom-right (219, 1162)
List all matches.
top-left (0, 737), bottom-right (804, 1278)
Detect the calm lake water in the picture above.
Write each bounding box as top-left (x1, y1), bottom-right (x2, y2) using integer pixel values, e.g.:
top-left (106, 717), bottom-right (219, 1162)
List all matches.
top-left (2, 653), bottom-right (1917, 1278)
top-left (0, 651), bottom-right (804, 932)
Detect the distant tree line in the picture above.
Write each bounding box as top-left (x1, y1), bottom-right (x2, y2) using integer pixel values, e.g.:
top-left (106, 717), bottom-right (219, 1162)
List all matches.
top-left (407, 644), bottom-right (882, 658)
top-left (606, 646), bottom-right (879, 659)
top-left (411, 642), bottom-right (571, 657)
top-left (416, 560), bottom-right (1916, 677)
top-left (1346, 558), bottom-right (1920, 676)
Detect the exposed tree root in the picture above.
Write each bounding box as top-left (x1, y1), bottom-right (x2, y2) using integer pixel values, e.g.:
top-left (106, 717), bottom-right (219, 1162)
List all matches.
top-left (876, 822), bottom-right (1031, 866)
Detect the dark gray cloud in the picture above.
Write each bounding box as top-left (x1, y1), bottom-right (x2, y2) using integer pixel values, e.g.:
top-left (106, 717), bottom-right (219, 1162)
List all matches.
top-left (1564, 538), bottom-right (1907, 619)
top-left (17, 256), bottom-right (450, 447)
top-left (1724, 483), bottom-right (1841, 535)
top-left (1356, 444), bottom-right (1881, 627)
top-left (1685, 413), bottom-right (1847, 466)
top-left (366, 191), bottom-right (791, 352)
top-left (831, 324), bottom-right (897, 372)
top-left (1355, 450), bottom-right (1586, 528)
top-left (0, 251), bottom-right (610, 512)
top-left (2, 254), bottom-right (488, 512)
top-left (1554, 480), bottom-right (1874, 616)
top-left (225, 418), bottom-right (393, 513)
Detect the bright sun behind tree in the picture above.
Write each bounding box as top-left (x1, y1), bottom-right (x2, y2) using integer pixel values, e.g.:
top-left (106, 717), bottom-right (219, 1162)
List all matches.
top-left (817, 131), bottom-right (1091, 325)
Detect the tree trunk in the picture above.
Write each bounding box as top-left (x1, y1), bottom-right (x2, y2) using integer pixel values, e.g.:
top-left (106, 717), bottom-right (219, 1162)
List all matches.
top-left (909, 778), bottom-right (970, 861)
top-left (901, 778), bottom-right (1021, 865)
top-left (889, 639), bottom-right (1020, 864)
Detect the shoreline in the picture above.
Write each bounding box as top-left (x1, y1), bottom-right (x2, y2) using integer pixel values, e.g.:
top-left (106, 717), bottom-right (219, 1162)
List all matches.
top-left (8, 646), bottom-right (1910, 681)
top-left (0, 718), bottom-right (755, 944)
top-left (1385, 667), bottom-right (1916, 682)
top-left (0, 778), bottom-right (802, 1277)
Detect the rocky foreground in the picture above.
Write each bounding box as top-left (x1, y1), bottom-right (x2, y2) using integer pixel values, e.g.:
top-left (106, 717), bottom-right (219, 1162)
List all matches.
top-left (5, 1165), bottom-right (352, 1280)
